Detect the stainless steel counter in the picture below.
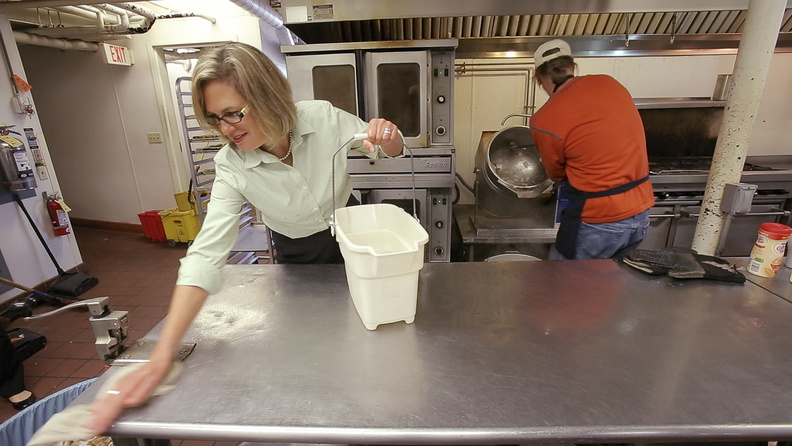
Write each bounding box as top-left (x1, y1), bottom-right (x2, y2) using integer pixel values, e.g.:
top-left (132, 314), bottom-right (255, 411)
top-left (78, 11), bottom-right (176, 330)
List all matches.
top-left (730, 257), bottom-right (792, 303)
top-left (76, 261), bottom-right (792, 444)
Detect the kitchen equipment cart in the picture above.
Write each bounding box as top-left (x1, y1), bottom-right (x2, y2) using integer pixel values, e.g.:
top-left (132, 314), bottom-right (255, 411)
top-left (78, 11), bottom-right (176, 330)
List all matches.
top-left (74, 260), bottom-right (792, 444)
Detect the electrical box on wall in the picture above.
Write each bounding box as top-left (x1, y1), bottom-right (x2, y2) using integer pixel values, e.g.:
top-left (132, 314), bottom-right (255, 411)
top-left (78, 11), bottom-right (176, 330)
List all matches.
top-left (721, 183), bottom-right (758, 214)
top-left (23, 127), bottom-right (49, 182)
top-left (0, 126), bottom-right (36, 204)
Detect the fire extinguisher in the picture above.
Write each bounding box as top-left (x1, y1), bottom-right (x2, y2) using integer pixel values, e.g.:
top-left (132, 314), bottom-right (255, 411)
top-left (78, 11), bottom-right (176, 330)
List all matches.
top-left (47, 193), bottom-right (70, 236)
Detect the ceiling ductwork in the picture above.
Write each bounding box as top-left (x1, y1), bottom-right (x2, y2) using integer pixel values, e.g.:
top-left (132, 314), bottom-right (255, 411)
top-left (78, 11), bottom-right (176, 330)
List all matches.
top-left (13, 30), bottom-right (99, 51)
top-left (3, 1), bottom-right (216, 50)
top-left (21, 3), bottom-right (157, 40)
top-left (228, 0), bottom-right (303, 45)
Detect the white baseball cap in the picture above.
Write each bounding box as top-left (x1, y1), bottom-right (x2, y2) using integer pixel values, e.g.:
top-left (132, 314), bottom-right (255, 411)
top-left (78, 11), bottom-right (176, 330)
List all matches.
top-left (534, 39), bottom-right (572, 67)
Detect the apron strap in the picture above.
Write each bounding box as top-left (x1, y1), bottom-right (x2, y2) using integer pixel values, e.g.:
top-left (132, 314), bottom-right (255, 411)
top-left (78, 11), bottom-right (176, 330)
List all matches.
top-left (556, 175), bottom-right (650, 259)
top-left (566, 175), bottom-right (650, 199)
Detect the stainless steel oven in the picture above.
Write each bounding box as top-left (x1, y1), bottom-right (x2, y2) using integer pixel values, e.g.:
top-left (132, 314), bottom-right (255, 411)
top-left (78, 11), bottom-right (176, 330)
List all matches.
top-left (282, 39), bottom-right (457, 147)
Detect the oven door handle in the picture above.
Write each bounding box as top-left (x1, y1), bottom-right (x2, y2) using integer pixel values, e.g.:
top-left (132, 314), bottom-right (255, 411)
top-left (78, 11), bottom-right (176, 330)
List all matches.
top-left (649, 212), bottom-right (679, 219)
top-left (735, 210), bottom-right (790, 217)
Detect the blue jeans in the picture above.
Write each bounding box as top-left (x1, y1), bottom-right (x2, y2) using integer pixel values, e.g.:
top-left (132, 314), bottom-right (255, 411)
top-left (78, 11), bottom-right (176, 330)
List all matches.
top-left (553, 210), bottom-right (650, 260)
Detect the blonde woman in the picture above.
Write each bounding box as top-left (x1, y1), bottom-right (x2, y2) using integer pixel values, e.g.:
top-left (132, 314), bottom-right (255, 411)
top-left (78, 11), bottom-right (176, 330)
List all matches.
top-left (87, 42), bottom-right (403, 433)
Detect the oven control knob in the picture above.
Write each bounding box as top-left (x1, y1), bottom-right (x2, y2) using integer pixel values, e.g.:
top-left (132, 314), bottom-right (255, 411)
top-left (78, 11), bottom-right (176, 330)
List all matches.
top-left (436, 95), bottom-right (446, 104)
top-left (435, 220), bottom-right (444, 228)
top-left (435, 125), bottom-right (446, 136)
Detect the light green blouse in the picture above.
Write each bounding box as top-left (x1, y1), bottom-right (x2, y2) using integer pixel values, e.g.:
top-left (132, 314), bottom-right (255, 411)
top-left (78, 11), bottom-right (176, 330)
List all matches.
top-left (176, 100), bottom-right (390, 294)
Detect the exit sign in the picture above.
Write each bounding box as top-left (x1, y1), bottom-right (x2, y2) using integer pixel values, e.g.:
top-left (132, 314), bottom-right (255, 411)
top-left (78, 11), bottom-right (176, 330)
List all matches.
top-left (100, 43), bottom-right (134, 66)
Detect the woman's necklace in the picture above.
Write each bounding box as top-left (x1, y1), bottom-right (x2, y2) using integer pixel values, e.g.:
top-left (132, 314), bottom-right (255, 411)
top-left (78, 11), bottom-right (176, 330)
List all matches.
top-left (275, 131), bottom-right (293, 162)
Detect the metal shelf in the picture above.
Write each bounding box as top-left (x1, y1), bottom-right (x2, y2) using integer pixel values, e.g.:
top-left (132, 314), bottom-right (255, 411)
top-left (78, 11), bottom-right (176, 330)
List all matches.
top-left (175, 76), bottom-right (275, 263)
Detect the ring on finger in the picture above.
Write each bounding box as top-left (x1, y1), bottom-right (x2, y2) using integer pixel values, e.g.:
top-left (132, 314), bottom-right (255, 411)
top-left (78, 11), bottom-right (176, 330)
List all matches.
top-left (106, 389), bottom-right (120, 395)
top-left (383, 127), bottom-right (393, 135)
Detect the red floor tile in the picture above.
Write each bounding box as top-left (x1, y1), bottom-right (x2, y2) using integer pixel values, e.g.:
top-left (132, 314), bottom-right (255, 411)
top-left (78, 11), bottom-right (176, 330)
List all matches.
top-left (1, 225), bottom-right (187, 425)
top-left (2, 223), bottom-right (267, 446)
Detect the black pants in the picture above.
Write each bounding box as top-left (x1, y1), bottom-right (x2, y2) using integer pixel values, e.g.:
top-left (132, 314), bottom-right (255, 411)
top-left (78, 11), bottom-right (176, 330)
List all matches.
top-left (0, 324), bottom-right (25, 399)
top-left (270, 195), bottom-right (358, 264)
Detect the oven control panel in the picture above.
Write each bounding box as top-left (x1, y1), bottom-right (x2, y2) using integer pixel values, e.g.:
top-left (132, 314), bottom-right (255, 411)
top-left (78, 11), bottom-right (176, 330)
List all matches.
top-left (365, 188), bottom-right (452, 263)
top-left (430, 51), bottom-right (454, 146)
top-left (427, 190), bottom-right (452, 262)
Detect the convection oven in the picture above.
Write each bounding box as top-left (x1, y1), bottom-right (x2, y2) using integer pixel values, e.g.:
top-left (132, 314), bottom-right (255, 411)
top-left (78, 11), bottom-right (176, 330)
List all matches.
top-left (282, 39), bottom-right (456, 148)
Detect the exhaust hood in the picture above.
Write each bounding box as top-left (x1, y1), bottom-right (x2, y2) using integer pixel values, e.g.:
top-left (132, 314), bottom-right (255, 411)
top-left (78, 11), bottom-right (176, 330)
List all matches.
top-left (275, 0), bottom-right (792, 56)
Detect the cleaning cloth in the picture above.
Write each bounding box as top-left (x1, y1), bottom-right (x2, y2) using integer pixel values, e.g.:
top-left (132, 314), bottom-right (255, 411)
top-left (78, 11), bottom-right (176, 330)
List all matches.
top-left (26, 362), bottom-right (183, 446)
top-left (620, 247), bottom-right (698, 275)
top-left (621, 248), bottom-right (745, 283)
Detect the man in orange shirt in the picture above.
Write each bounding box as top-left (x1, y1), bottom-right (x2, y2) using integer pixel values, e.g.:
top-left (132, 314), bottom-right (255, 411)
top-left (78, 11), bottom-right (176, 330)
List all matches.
top-left (530, 39), bottom-right (654, 259)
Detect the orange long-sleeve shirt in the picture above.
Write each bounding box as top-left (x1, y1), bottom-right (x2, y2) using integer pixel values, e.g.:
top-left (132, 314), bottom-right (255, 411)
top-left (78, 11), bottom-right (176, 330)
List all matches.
top-left (530, 75), bottom-right (654, 223)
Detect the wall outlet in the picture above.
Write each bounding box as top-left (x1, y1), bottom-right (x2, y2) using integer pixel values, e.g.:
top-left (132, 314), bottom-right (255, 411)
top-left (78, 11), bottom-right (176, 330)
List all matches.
top-left (147, 132), bottom-right (162, 144)
top-left (37, 165), bottom-right (49, 180)
top-left (31, 148), bottom-right (44, 164)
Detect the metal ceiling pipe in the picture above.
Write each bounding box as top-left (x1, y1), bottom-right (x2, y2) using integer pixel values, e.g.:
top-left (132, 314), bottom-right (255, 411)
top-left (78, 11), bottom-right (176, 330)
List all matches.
top-left (157, 12), bottom-right (217, 24)
top-left (78, 5), bottom-right (107, 29)
top-left (55, 6), bottom-right (116, 25)
top-left (227, 0), bottom-right (301, 46)
top-left (98, 4), bottom-right (132, 31)
top-left (108, 3), bottom-right (157, 22)
top-left (691, 0), bottom-right (788, 255)
top-left (13, 31), bottom-right (99, 52)
top-left (28, 3), bottom-right (155, 37)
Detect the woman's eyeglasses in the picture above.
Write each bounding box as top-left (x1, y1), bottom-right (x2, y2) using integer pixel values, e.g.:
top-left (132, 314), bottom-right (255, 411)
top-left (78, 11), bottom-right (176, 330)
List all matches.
top-left (205, 106), bottom-right (248, 126)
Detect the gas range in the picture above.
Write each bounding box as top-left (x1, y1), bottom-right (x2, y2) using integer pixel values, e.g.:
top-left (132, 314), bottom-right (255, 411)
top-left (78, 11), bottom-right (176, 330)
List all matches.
top-left (647, 156), bottom-right (792, 196)
top-left (648, 157), bottom-right (783, 176)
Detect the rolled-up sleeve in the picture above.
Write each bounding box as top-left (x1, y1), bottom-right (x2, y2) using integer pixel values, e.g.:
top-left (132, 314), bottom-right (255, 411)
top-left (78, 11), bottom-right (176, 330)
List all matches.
top-left (175, 155), bottom-right (245, 295)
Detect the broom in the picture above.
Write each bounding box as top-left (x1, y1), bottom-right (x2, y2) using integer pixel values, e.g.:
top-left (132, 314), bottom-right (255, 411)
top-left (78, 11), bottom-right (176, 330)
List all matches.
top-left (0, 276), bottom-right (78, 306)
top-left (0, 276), bottom-right (78, 320)
top-left (12, 194), bottom-right (98, 297)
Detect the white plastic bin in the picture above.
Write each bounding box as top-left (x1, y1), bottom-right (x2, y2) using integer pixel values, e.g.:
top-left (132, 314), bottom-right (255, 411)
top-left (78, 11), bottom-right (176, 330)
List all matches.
top-left (335, 203), bottom-right (429, 330)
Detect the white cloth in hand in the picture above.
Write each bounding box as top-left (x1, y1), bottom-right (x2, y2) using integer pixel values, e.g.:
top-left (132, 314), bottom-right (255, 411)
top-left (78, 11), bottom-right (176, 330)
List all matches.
top-left (27, 362), bottom-right (183, 446)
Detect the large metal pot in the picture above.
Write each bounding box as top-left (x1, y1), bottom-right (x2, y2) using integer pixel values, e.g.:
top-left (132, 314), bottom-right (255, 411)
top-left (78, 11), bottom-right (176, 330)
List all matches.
top-left (474, 126), bottom-right (553, 217)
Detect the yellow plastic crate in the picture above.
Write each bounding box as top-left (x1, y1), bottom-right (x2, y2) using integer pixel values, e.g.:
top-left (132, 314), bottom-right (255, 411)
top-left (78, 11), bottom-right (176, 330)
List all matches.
top-left (158, 208), bottom-right (201, 246)
top-left (174, 191), bottom-right (193, 212)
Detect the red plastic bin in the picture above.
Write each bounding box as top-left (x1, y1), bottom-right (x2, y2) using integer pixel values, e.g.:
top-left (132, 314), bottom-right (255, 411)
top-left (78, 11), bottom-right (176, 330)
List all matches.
top-left (138, 210), bottom-right (166, 242)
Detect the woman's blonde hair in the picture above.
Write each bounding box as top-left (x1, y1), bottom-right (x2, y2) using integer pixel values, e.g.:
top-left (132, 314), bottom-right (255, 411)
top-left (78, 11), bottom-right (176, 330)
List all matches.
top-left (192, 42), bottom-right (297, 148)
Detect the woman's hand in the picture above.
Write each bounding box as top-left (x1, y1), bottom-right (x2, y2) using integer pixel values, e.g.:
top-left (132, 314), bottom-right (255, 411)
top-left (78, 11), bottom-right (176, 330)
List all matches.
top-left (85, 355), bottom-right (173, 435)
top-left (361, 118), bottom-right (403, 156)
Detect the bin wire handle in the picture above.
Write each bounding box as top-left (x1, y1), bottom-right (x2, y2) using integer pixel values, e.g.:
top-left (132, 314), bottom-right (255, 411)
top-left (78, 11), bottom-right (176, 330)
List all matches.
top-left (330, 134), bottom-right (416, 236)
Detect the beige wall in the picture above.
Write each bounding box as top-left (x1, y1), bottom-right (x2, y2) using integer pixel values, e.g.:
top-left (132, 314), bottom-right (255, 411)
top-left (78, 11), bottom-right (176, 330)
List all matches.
top-left (18, 1), bottom-right (266, 224)
top-left (0, 15), bottom-right (83, 304)
top-left (1, 1), bottom-right (270, 303)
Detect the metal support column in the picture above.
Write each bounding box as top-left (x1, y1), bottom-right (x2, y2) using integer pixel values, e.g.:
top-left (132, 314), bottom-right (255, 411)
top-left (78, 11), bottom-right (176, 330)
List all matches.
top-left (692, 0), bottom-right (788, 255)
